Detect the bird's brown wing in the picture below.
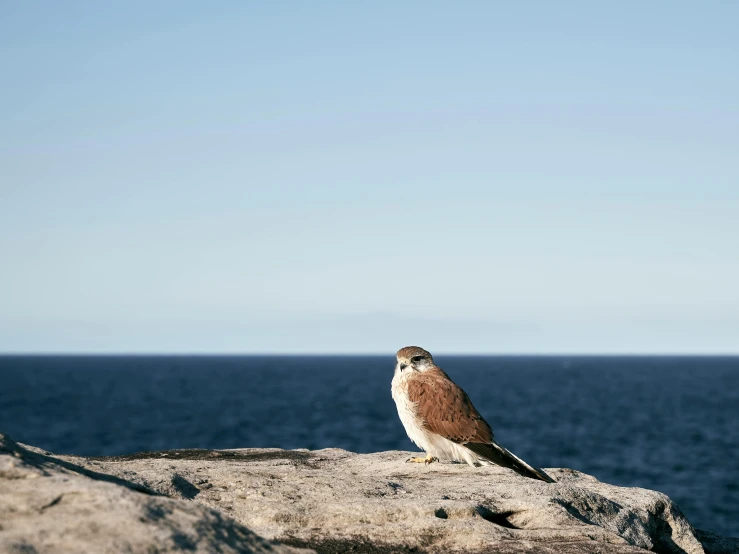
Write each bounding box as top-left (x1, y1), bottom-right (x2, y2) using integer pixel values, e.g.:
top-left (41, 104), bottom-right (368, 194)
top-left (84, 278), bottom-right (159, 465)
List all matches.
top-left (405, 367), bottom-right (493, 444)
top-left (406, 367), bottom-right (554, 482)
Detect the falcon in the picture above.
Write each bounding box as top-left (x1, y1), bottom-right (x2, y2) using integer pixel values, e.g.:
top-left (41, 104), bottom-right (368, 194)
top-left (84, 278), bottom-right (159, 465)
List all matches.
top-left (391, 346), bottom-right (553, 482)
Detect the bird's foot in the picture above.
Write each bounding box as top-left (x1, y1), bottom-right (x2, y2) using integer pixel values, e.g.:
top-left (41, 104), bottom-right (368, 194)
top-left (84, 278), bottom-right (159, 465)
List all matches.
top-left (405, 455), bottom-right (439, 465)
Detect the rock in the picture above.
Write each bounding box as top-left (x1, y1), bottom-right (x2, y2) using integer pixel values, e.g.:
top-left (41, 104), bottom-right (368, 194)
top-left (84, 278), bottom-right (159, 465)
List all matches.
top-left (40, 441), bottom-right (738, 554)
top-left (0, 433), bottom-right (312, 554)
top-left (3, 433), bottom-right (736, 554)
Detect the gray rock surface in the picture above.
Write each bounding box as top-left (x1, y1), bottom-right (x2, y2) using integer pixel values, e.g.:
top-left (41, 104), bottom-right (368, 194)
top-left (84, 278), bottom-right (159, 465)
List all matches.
top-left (0, 433), bottom-right (311, 554)
top-left (46, 441), bottom-right (739, 554)
top-left (3, 433), bottom-right (737, 554)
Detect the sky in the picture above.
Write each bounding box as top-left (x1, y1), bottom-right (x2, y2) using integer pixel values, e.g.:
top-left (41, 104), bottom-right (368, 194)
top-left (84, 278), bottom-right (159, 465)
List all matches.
top-left (1, 1), bottom-right (738, 354)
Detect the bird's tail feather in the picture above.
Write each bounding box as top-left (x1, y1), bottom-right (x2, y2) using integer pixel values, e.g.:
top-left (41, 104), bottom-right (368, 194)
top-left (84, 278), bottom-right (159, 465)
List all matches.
top-left (464, 441), bottom-right (555, 483)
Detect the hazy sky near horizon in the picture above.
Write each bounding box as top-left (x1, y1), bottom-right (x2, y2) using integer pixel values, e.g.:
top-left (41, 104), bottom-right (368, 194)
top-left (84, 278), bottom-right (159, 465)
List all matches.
top-left (1, 1), bottom-right (738, 353)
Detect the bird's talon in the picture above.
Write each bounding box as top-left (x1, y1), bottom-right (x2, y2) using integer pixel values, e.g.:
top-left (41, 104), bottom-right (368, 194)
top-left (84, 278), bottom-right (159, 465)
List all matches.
top-left (406, 456), bottom-right (430, 464)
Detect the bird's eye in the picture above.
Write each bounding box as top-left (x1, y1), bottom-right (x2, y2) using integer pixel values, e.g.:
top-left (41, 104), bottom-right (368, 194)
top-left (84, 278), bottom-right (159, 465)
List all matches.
top-left (411, 356), bottom-right (424, 363)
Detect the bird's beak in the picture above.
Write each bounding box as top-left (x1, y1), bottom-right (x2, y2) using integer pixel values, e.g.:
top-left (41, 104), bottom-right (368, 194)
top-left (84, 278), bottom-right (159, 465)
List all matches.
top-left (399, 363), bottom-right (408, 371)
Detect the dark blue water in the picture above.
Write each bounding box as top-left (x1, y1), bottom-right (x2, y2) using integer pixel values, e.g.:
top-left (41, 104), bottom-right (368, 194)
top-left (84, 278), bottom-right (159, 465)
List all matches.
top-left (1, 355), bottom-right (737, 537)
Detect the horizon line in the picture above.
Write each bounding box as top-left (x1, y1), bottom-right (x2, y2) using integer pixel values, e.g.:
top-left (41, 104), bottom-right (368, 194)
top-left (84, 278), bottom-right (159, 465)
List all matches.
top-left (2, 351), bottom-right (739, 357)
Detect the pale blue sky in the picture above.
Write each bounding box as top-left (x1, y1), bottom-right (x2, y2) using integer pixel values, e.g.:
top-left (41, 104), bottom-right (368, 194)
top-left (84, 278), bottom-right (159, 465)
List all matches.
top-left (1, 1), bottom-right (738, 353)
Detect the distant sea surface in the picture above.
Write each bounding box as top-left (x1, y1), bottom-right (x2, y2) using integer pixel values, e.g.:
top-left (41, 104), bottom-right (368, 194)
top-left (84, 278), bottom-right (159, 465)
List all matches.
top-left (1, 355), bottom-right (737, 537)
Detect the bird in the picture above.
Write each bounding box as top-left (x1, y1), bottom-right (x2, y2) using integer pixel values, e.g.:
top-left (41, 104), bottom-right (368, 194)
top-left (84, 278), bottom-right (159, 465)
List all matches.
top-left (391, 346), bottom-right (554, 482)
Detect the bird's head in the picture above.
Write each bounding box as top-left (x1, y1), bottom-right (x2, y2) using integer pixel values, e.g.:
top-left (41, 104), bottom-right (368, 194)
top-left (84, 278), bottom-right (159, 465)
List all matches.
top-left (395, 346), bottom-right (434, 374)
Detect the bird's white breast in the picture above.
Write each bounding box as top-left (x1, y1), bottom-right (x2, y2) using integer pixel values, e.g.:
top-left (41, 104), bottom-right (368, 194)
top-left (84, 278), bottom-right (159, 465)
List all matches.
top-left (391, 372), bottom-right (433, 451)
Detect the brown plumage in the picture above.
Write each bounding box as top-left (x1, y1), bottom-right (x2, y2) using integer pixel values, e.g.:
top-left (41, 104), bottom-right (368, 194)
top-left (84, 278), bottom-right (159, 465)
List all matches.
top-left (406, 367), bottom-right (493, 443)
top-left (396, 346), bottom-right (433, 360)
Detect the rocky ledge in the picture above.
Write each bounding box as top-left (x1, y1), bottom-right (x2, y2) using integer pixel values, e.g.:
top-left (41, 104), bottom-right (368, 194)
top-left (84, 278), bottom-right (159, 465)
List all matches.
top-left (1, 433), bottom-right (737, 554)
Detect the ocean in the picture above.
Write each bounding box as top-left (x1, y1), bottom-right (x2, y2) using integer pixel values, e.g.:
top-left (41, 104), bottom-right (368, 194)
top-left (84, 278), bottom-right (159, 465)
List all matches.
top-left (1, 355), bottom-right (737, 537)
